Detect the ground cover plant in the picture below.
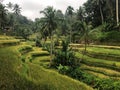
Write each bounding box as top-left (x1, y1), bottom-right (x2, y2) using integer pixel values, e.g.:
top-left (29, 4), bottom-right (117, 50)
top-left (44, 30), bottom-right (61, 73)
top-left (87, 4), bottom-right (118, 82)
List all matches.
top-left (0, 0), bottom-right (120, 89)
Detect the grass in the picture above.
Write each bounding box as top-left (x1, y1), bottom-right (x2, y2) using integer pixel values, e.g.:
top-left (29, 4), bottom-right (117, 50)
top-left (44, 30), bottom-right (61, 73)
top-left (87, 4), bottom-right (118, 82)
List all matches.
top-left (80, 64), bottom-right (120, 78)
top-left (21, 41), bottom-right (36, 46)
top-left (34, 56), bottom-right (50, 62)
top-left (70, 44), bottom-right (120, 50)
top-left (77, 47), bottom-right (120, 57)
top-left (85, 51), bottom-right (120, 62)
top-left (18, 45), bottom-right (33, 54)
top-left (31, 51), bottom-right (49, 57)
top-left (73, 46), bottom-right (120, 80)
top-left (4, 35), bottom-right (120, 89)
top-left (28, 63), bottom-right (93, 90)
top-left (0, 35), bottom-right (93, 90)
top-left (0, 46), bottom-right (37, 90)
top-left (0, 35), bottom-right (15, 40)
top-left (65, 44), bottom-right (120, 62)
top-left (0, 45), bottom-right (93, 90)
top-left (0, 35), bottom-right (20, 47)
top-left (85, 70), bottom-right (109, 79)
top-left (75, 52), bottom-right (120, 71)
top-left (0, 39), bottom-right (20, 47)
top-left (32, 56), bottom-right (50, 66)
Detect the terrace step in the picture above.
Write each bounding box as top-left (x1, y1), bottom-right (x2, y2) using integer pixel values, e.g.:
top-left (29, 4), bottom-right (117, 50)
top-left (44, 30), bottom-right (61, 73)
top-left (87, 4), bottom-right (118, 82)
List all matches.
top-left (81, 64), bottom-right (120, 78)
top-left (70, 44), bottom-right (120, 50)
top-left (85, 70), bottom-right (109, 79)
top-left (0, 39), bottom-right (20, 47)
top-left (76, 52), bottom-right (120, 72)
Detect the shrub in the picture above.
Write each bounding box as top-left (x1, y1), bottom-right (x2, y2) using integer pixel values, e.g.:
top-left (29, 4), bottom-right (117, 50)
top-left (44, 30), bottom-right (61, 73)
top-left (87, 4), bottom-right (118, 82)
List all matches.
top-left (69, 67), bottom-right (84, 80)
top-left (100, 31), bottom-right (120, 43)
top-left (42, 43), bottom-right (51, 52)
top-left (113, 82), bottom-right (120, 90)
top-left (35, 38), bottom-right (42, 47)
top-left (57, 64), bottom-right (70, 74)
top-left (54, 40), bottom-right (60, 46)
top-left (94, 79), bottom-right (114, 90)
top-left (53, 40), bottom-right (80, 67)
top-left (29, 57), bottom-right (32, 63)
top-left (21, 56), bottom-right (26, 63)
top-left (82, 73), bottom-right (96, 85)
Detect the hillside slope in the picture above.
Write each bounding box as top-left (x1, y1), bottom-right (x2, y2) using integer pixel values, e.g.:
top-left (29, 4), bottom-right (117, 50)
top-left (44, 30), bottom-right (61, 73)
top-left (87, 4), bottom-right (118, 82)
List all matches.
top-left (0, 35), bottom-right (93, 90)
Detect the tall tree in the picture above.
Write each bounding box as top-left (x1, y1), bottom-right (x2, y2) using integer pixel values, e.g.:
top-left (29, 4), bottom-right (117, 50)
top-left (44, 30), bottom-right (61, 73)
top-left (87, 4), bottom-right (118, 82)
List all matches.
top-left (66, 6), bottom-right (74, 43)
top-left (13, 4), bottom-right (21, 15)
top-left (0, 3), bottom-right (7, 31)
top-left (6, 2), bottom-right (13, 10)
top-left (96, 0), bottom-right (104, 24)
top-left (40, 6), bottom-right (59, 65)
top-left (77, 6), bottom-right (85, 21)
top-left (116, 0), bottom-right (119, 26)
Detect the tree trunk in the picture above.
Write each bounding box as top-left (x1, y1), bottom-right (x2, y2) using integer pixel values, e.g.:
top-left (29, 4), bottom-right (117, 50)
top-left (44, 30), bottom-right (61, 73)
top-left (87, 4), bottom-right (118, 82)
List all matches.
top-left (50, 33), bottom-right (53, 66)
top-left (106, 0), bottom-right (114, 18)
top-left (100, 4), bottom-right (104, 24)
top-left (116, 0), bottom-right (119, 26)
top-left (70, 15), bottom-right (72, 43)
top-left (70, 30), bottom-right (72, 43)
top-left (84, 27), bottom-right (87, 54)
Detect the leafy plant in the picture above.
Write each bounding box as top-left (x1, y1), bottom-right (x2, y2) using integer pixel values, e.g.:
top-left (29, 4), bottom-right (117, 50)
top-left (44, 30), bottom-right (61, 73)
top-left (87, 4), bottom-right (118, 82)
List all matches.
top-left (57, 64), bottom-right (70, 74)
top-left (52, 40), bottom-right (80, 67)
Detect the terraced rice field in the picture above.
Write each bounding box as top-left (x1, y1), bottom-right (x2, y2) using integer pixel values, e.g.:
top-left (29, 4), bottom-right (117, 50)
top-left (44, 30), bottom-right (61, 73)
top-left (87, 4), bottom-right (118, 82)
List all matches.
top-left (71, 44), bottom-right (120, 80)
top-left (0, 35), bottom-right (93, 90)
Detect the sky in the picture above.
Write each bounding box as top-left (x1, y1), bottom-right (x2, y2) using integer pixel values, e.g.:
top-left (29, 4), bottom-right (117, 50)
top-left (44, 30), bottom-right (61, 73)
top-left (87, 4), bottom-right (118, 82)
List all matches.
top-left (3, 0), bottom-right (87, 21)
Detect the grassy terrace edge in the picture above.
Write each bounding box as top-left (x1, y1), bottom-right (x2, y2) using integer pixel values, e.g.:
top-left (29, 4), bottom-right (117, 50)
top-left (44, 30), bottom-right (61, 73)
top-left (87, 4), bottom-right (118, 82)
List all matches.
top-left (0, 44), bottom-right (93, 90)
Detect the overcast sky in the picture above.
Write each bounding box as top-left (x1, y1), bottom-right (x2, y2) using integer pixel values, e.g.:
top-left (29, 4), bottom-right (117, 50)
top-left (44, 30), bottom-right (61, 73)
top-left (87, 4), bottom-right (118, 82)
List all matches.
top-left (3, 0), bottom-right (87, 21)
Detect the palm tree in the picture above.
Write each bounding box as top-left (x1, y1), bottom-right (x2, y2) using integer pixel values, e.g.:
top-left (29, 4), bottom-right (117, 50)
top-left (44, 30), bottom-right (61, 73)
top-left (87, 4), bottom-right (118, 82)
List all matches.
top-left (12, 4), bottom-right (21, 33)
top-left (74, 21), bottom-right (91, 53)
top-left (13, 4), bottom-right (21, 15)
top-left (66, 6), bottom-right (74, 18)
top-left (116, 0), bottom-right (119, 26)
top-left (77, 6), bottom-right (84, 21)
top-left (66, 6), bottom-right (74, 43)
top-left (40, 6), bottom-right (59, 65)
top-left (6, 2), bottom-right (13, 10)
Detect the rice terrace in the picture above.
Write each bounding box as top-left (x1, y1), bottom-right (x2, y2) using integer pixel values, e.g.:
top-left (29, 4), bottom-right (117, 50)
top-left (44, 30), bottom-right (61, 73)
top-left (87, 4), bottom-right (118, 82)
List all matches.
top-left (0, 0), bottom-right (120, 90)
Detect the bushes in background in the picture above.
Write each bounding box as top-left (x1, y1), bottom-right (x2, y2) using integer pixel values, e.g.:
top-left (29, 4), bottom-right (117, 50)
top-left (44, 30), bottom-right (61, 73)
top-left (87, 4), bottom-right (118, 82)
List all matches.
top-left (100, 31), bottom-right (120, 43)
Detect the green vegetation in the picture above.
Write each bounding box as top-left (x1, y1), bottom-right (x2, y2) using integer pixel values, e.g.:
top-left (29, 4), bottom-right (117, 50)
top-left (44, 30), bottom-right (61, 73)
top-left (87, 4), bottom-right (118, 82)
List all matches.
top-left (80, 64), bottom-right (120, 78)
top-left (0, 36), bottom-right (92, 90)
top-left (0, 0), bottom-right (120, 89)
top-left (0, 35), bottom-right (20, 47)
top-left (53, 40), bottom-right (79, 67)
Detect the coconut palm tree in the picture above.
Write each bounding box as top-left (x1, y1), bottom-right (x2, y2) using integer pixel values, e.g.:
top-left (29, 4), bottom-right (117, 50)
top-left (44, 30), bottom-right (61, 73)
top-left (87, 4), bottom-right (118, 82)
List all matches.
top-left (13, 4), bottom-right (21, 15)
top-left (73, 21), bottom-right (91, 53)
top-left (77, 6), bottom-right (84, 21)
top-left (40, 6), bottom-right (59, 65)
top-left (6, 2), bottom-right (13, 10)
